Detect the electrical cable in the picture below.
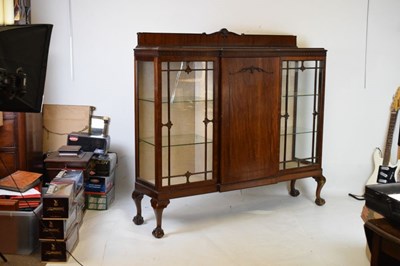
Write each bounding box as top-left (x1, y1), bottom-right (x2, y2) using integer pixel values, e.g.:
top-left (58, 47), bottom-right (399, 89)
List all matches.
top-left (348, 193), bottom-right (365, 201)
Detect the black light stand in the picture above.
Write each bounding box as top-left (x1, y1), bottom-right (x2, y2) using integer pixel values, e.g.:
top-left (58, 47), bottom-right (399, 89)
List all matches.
top-left (0, 252), bottom-right (7, 262)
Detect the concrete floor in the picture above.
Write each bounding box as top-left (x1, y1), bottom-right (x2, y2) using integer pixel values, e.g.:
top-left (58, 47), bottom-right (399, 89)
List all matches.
top-left (39, 181), bottom-right (370, 266)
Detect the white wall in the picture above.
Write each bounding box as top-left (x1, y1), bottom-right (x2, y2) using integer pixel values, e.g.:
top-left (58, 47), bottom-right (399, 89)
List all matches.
top-left (31, 0), bottom-right (400, 197)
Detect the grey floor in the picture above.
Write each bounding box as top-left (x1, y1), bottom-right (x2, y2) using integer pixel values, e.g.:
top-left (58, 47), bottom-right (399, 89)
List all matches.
top-left (4, 181), bottom-right (370, 266)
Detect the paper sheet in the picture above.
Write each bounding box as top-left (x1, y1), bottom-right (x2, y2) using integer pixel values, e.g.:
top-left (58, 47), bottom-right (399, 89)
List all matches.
top-left (0, 187), bottom-right (40, 197)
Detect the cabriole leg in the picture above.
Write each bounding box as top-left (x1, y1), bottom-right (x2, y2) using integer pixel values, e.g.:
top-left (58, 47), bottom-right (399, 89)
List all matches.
top-left (289, 179), bottom-right (300, 197)
top-left (132, 190), bottom-right (144, 225)
top-left (313, 175), bottom-right (326, 206)
top-left (151, 198), bottom-right (170, 238)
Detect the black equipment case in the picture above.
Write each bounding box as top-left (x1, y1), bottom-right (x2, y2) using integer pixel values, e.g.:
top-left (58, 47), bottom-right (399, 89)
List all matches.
top-left (365, 183), bottom-right (400, 224)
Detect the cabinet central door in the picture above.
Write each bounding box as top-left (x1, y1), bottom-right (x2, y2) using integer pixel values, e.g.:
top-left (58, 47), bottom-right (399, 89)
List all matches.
top-left (220, 57), bottom-right (280, 185)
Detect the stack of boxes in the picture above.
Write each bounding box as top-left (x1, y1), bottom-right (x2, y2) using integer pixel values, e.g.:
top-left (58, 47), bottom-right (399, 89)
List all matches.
top-left (40, 170), bottom-right (84, 262)
top-left (85, 153), bottom-right (117, 210)
top-left (39, 114), bottom-right (117, 262)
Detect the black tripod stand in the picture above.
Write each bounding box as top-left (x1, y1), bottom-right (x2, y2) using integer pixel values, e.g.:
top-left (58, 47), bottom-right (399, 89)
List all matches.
top-left (0, 252), bottom-right (7, 262)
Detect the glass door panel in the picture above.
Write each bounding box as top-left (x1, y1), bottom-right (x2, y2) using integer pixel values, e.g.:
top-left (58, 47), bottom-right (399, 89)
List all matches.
top-left (137, 61), bottom-right (156, 184)
top-left (161, 61), bottom-right (214, 187)
top-left (280, 60), bottom-right (324, 170)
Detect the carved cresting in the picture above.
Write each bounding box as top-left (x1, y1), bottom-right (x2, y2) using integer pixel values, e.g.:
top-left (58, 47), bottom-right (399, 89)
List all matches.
top-left (204, 28), bottom-right (240, 38)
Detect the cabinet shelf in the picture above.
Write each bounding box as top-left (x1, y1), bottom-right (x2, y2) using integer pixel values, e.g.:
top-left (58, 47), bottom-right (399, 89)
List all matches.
top-left (138, 96), bottom-right (213, 104)
top-left (282, 93), bottom-right (318, 98)
top-left (139, 134), bottom-right (212, 147)
top-left (280, 127), bottom-right (315, 136)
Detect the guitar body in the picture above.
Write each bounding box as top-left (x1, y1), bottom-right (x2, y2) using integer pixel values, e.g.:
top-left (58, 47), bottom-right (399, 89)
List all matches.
top-left (366, 148), bottom-right (400, 186)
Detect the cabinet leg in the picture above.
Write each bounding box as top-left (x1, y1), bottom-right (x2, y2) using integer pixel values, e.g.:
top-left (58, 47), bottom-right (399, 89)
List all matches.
top-left (289, 180), bottom-right (300, 197)
top-left (132, 190), bottom-right (144, 225)
top-left (313, 175), bottom-right (326, 206)
top-left (151, 198), bottom-right (170, 238)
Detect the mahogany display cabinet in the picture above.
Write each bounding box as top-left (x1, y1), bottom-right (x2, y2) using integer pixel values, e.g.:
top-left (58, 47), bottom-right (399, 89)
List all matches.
top-left (132, 29), bottom-right (327, 238)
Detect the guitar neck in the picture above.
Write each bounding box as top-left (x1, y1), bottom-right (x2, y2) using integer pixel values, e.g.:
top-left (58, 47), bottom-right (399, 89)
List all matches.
top-left (383, 111), bottom-right (398, 166)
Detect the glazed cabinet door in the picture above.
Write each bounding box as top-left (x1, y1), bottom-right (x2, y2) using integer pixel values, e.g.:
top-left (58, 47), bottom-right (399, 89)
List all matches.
top-left (220, 57), bottom-right (281, 184)
top-left (159, 61), bottom-right (214, 188)
top-left (136, 59), bottom-right (215, 190)
top-left (280, 59), bottom-right (325, 170)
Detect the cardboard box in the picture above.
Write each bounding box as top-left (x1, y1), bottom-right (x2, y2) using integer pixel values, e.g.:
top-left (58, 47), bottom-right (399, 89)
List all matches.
top-left (43, 183), bottom-right (75, 218)
top-left (39, 205), bottom-right (77, 240)
top-left (75, 187), bottom-right (85, 210)
top-left (88, 152), bottom-right (118, 176)
top-left (85, 186), bottom-right (115, 210)
top-left (84, 170), bottom-right (115, 193)
top-left (0, 204), bottom-right (42, 255)
top-left (42, 104), bottom-right (94, 153)
top-left (41, 223), bottom-right (79, 262)
top-left (53, 169), bottom-right (84, 193)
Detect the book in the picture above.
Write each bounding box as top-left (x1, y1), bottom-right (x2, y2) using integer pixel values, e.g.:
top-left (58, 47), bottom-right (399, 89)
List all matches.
top-left (0, 199), bottom-right (19, 211)
top-left (58, 145), bottom-right (82, 156)
top-left (0, 170), bottom-right (42, 192)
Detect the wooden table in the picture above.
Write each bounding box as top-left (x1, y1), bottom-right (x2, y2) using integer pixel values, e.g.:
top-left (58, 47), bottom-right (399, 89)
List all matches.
top-left (364, 218), bottom-right (400, 266)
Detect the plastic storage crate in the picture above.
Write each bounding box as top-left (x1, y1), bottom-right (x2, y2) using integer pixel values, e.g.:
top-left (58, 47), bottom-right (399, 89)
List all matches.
top-left (0, 204), bottom-right (42, 254)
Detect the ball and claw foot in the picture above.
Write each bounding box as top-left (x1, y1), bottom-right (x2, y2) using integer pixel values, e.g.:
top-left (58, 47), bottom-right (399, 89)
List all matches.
top-left (315, 197), bottom-right (326, 206)
top-left (133, 215), bottom-right (144, 225)
top-left (152, 226), bottom-right (164, 238)
top-left (289, 189), bottom-right (300, 197)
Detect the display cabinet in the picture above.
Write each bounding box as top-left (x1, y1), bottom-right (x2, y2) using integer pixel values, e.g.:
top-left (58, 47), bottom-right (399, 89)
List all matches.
top-left (133, 29), bottom-right (327, 238)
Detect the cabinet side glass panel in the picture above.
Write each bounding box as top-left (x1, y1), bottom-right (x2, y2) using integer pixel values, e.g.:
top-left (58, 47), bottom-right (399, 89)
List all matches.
top-left (161, 61), bottom-right (213, 187)
top-left (280, 60), bottom-right (323, 170)
top-left (137, 61), bottom-right (155, 184)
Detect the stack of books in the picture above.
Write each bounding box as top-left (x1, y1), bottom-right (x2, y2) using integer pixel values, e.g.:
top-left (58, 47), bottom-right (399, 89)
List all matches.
top-left (0, 171), bottom-right (42, 211)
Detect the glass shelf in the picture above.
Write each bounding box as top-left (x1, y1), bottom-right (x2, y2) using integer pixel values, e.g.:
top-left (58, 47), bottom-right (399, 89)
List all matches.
top-left (138, 96), bottom-right (213, 103)
top-left (282, 93), bottom-right (318, 98)
top-left (139, 134), bottom-right (212, 147)
top-left (280, 126), bottom-right (315, 136)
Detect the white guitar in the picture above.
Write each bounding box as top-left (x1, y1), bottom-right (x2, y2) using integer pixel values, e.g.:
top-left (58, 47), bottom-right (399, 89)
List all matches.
top-left (366, 88), bottom-right (400, 185)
